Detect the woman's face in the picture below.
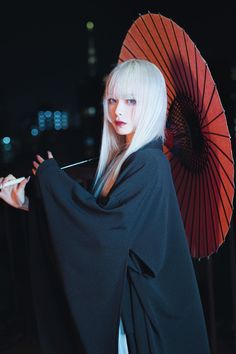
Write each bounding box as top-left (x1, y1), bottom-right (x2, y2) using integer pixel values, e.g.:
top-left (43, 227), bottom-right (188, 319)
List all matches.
top-left (107, 97), bottom-right (137, 142)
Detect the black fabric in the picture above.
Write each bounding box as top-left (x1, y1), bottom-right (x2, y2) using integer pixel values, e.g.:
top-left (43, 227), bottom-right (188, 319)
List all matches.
top-left (27, 139), bottom-right (210, 354)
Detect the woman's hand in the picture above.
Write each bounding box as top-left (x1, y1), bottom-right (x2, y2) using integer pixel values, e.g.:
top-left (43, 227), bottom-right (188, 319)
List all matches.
top-left (0, 174), bottom-right (30, 210)
top-left (32, 151), bottom-right (53, 175)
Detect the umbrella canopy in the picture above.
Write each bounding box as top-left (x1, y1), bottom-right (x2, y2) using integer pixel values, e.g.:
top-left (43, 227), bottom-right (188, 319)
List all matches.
top-left (119, 13), bottom-right (235, 258)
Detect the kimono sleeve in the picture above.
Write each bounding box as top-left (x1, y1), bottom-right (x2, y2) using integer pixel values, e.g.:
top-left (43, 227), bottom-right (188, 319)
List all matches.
top-left (27, 150), bottom-right (167, 354)
top-left (34, 151), bottom-right (163, 251)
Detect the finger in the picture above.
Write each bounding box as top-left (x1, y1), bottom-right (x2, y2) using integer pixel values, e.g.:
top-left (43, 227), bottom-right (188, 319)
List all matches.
top-left (4, 174), bottom-right (16, 181)
top-left (47, 151), bottom-right (53, 159)
top-left (19, 176), bottom-right (30, 186)
top-left (32, 161), bottom-right (39, 169)
top-left (17, 177), bottom-right (30, 191)
top-left (1, 174), bottom-right (16, 187)
top-left (32, 168), bottom-right (36, 176)
top-left (36, 154), bottom-right (44, 163)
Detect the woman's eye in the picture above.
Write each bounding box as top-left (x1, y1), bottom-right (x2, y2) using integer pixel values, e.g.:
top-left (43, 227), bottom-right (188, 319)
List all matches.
top-left (108, 98), bottom-right (116, 104)
top-left (127, 99), bottom-right (136, 105)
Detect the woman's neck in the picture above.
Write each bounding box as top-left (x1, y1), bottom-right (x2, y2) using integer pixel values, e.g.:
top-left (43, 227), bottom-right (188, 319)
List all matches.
top-left (125, 132), bottom-right (134, 146)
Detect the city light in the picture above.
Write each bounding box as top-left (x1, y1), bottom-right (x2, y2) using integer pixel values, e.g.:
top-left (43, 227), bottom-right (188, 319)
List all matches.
top-left (2, 137), bottom-right (11, 144)
top-left (86, 21), bottom-right (94, 31)
top-left (31, 128), bottom-right (39, 136)
top-left (38, 110), bottom-right (69, 131)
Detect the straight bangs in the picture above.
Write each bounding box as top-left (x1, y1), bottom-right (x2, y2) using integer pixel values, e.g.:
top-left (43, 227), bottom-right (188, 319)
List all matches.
top-left (105, 62), bottom-right (142, 100)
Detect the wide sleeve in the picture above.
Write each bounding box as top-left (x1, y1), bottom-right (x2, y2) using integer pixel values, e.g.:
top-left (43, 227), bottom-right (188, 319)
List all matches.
top-left (34, 151), bottom-right (163, 250)
top-left (28, 148), bottom-right (210, 354)
top-left (27, 149), bottom-right (167, 354)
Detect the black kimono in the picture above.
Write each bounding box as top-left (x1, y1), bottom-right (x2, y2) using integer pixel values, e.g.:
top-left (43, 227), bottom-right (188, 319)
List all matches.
top-left (28, 139), bottom-right (210, 354)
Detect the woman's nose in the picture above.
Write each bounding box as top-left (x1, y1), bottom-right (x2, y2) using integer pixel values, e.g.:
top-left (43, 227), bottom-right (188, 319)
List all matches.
top-left (115, 101), bottom-right (125, 117)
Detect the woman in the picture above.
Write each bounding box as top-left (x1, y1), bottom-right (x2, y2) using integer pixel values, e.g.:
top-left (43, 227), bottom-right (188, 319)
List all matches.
top-left (0, 59), bottom-right (210, 354)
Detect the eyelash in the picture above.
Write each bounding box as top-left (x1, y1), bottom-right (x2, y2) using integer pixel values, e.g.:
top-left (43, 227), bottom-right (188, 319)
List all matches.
top-left (107, 98), bottom-right (137, 105)
top-left (108, 98), bottom-right (116, 104)
top-left (127, 99), bottom-right (136, 105)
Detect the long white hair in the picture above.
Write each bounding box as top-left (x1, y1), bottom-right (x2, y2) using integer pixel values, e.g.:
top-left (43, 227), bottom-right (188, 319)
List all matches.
top-left (92, 59), bottom-right (167, 198)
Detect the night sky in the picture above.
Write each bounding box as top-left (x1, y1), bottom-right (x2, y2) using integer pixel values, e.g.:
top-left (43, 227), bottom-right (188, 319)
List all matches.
top-left (0, 0), bottom-right (235, 137)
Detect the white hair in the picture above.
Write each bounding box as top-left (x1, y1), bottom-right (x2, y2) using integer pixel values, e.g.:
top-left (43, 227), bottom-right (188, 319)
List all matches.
top-left (92, 59), bottom-right (167, 198)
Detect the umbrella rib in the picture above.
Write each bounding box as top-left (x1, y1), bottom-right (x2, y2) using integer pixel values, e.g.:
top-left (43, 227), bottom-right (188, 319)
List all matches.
top-left (207, 162), bottom-right (225, 242)
top-left (195, 45), bottom-right (200, 108)
top-left (170, 21), bottom-right (191, 95)
top-left (179, 169), bottom-right (193, 227)
top-left (120, 43), bottom-right (174, 103)
top-left (170, 154), bottom-right (182, 174)
top-left (205, 136), bottom-right (235, 167)
top-left (201, 170), bottom-right (210, 256)
top-left (198, 172), bottom-right (203, 256)
top-left (196, 174), bottom-right (201, 257)
top-left (207, 149), bottom-right (231, 226)
top-left (148, 14), bottom-right (185, 94)
top-left (131, 24), bottom-right (170, 81)
top-left (183, 30), bottom-right (195, 102)
top-left (207, 143), bottom-right (235, 194)
top-left (208, 155), bottom-right (230, 241)
top-left (200, 64), bottom-right (207, 114)
top-left (127, 30), bottom-right (176, 99)
top-left (180, 30), bottom-right (192, 96)
top-left (139, 16), bottom-right (182, 94)
top-left (204, 164), bottom-right (219, 252)
top-left (168, 19), bottom-right (189, 95)
top-left (122, 40), bottom-right (148, 60)
top-left (202, 169), bottom-right (216, 256)
top-left (204, 132), bottom-right (231, 138)
top-left (200, 85), bottom-right (216, 125)
top-left (189, 172), bottom-right (198, 254)
top-left (198, 174), bottom-right (205, 254)
top-left (206, 142), bottom-right (235, 206)
top-left (175, 163), bottom-right (188, 196)
top-left (201, 111), bottom-right (224, 129)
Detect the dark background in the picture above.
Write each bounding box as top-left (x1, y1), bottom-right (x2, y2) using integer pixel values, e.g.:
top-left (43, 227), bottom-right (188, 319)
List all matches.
top-left (0, 1), bottom-right (235, 353)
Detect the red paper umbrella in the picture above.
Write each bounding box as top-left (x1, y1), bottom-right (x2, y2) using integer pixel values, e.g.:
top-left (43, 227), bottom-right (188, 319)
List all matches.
top-left (119, 13), bottom-right (235, 258)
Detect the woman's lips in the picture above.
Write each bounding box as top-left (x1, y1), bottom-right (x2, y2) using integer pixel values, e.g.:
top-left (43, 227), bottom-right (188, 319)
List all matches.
top-left (115, 121), bottom-right (127, 126)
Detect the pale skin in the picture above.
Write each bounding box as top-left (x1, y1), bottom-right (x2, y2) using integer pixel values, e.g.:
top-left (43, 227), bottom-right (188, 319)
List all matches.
top-left (0, 151), bottom-right (53, 211)
top-left (108, 97), bottom-right (136, 145)
top-left (0, 96), bottom-right (136, 211)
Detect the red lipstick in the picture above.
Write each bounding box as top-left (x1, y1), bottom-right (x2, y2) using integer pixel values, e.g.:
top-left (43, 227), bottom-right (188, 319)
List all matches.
top-left (115, 121), bottom-right (127, 126)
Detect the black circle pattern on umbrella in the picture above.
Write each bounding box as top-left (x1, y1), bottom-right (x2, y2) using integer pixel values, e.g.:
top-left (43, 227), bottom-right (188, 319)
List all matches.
top-left (167, 94), bottom-right (209, 174)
